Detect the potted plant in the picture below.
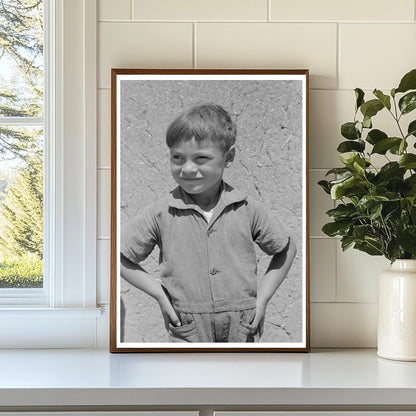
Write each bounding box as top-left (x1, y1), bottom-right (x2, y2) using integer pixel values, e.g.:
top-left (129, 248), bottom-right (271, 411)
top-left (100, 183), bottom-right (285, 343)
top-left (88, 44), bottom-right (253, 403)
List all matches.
top-left (319, 68), bottom-right (416, 361)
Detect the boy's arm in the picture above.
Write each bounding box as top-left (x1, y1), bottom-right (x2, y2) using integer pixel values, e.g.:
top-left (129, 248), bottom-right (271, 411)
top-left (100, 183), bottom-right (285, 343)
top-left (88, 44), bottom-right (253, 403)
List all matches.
top-left (251, 237), bottom-right (297, 333)
top-left (120, 254), bottom-right (181, 328)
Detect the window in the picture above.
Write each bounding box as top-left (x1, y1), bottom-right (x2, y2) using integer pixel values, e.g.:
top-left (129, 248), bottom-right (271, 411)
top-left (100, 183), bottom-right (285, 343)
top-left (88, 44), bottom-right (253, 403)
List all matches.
top-left (0, 0), bottom-right (45, 293)
top-left (0, 0), bottom-right (101, 348)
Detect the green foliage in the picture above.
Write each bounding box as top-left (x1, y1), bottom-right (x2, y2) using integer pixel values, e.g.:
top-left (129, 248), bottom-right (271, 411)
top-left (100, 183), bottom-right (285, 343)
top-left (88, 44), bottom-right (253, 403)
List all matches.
top-left (0, 0), bottom-right (44, 287)
top-left (0, 154), bottom-right (43, 258)
top-left (0, 0), bottom-right (43, 162)
top-left (0, 252), bottom-right (42, 288)
top-left (319, 68), bottom-right (416, 262)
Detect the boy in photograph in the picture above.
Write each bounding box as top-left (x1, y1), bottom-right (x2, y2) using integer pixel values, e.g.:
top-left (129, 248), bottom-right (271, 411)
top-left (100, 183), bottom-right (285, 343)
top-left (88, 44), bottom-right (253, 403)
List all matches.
top-left (120, 103), bottom-right (297, 343)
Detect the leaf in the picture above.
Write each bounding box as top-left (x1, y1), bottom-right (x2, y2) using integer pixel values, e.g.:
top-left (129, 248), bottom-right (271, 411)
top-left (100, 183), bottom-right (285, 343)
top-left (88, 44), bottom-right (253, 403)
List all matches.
top-left (341, 122), bottom-right (361, 140)
top-left (398, 227), bottom-right (416, 255)
top-left (366, 129), bottom-right (387, 145)
top-left (353, 224), bottom-right (374, 240)
top-left (339, 152), bottom-right (356, 166)
top-left (341, 235), bottom-right (355, 251)
top-left (365, 236), bottom-right (384, 252)
top-left (399, 92), bottom-right (416, 115)
top-left (353, 158), bottom-right (366, 174)
top-left (373, 89), bottom-right (391, 110)
top-left (330, 175), bottom-right (367, 200)
top-left (371, 137), bottom-right (402, 154)
top-left (322, 221), bottom-right (351, 237)
top-left (355, 88), bottom-right (365, 110)
top-left (337, 140), bottom-right (365, 153)
top-left (406, 174), bottom-right (416, 196)
top-left (318, 180), bottom-right (331, 194)
top-left (377, 162), bottom-right (406, 182)
top-left (330, 176), bottom-right (355, 199)
top-left (363, 116), bottom-right (372, 129)
top-left (408, 174), bottom-right (416, 186)
top-left (357, 195), bottom-right (389, 212)
top-left (386, 240), bottom-right (403, 263)
top-left (360, 99), bottom-right (384, 119)
top-left (407, 196), bottom-right (416, 207)
top-left (407, 120), bottom-right (416, 137)
top-left (395, 69), bottom-right (416, 94)
top-left (339, 152), bottom-right (360, 167)
top-left (354, 241), bottom-right (383, 256)
top-left (326, 203), bottom-right (357, 220)
top-left (325, 167), bottom-right (351, 176)
top-left (369, 203), bottom-right (383, 219)
top-left (389, 139), bottom-right (408, 155)
top-left (399, 154), bottom-right (416, 169)
top-left (329, 175), bottom-right (354, 186)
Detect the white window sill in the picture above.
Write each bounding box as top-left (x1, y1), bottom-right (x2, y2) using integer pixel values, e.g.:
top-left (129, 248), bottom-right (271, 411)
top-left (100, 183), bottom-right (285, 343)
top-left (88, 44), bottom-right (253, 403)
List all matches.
top-left (0, 307), bottom-right (105, 348)
top-left (0, 307), bottom-right (102, 316)
top-left (0, 349), bottom-right (415, 410)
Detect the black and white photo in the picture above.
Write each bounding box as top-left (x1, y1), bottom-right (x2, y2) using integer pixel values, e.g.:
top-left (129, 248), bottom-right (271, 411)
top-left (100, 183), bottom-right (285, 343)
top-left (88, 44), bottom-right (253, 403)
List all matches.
top-left (110, 69), bottom-right (309, 352)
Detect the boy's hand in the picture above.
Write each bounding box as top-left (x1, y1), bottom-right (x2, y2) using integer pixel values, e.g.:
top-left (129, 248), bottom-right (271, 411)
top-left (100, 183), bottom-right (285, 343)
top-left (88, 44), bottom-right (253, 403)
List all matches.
top-left (251, 299), bottom-right (267, 338)
top-left (158, 296), bottom-right (181, 330)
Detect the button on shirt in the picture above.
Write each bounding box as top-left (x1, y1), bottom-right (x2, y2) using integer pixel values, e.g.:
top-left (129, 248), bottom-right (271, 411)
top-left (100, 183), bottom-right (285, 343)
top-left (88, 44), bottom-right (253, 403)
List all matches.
top-left (121, 182), bottom-right (290, 314)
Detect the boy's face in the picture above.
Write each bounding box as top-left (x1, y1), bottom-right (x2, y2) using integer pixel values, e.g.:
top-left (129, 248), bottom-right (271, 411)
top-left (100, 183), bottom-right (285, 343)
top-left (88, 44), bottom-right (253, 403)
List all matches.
top-left (169, 137), bottom-right (235, 199)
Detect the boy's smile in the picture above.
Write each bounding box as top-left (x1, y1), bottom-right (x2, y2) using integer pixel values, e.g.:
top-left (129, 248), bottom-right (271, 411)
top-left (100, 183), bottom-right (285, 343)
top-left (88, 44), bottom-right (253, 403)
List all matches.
top-left (169, 138), bottom-right (235, 209)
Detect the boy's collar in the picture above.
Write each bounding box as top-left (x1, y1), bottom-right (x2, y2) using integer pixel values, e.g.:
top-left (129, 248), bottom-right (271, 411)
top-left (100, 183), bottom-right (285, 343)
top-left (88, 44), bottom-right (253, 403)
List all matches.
top-left (168, 181), bottom-right (246, 210)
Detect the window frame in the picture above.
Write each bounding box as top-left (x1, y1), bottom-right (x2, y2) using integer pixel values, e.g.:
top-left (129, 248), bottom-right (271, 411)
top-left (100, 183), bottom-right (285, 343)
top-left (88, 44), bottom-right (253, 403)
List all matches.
top-left (0, 0), bottom-right (101, 348)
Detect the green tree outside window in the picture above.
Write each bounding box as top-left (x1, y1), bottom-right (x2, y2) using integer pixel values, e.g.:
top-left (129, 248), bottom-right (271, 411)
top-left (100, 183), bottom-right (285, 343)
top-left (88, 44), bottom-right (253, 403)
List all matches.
top-left (0, 0), bottom-right (44, 288)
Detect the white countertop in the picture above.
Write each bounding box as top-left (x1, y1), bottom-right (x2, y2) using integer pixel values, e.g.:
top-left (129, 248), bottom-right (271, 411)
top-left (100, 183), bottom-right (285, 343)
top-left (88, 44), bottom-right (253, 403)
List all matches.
top-left (0, 348), bottom-right (416, 408)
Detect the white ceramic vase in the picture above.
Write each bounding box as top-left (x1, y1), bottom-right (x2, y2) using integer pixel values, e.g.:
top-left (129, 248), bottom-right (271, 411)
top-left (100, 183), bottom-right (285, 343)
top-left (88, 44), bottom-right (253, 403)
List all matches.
top-left (378, 259), bottom-right (416, 361)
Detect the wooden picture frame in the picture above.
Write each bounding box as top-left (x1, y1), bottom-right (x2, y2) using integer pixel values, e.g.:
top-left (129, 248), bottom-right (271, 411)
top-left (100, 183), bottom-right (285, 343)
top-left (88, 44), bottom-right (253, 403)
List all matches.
top-left (110, 69), bottom-right (310, 352)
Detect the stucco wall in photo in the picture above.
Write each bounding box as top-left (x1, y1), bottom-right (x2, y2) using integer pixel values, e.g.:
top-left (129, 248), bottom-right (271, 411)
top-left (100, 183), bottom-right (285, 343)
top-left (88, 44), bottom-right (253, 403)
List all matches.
top-left (118, 79), bottom-right (304, 343)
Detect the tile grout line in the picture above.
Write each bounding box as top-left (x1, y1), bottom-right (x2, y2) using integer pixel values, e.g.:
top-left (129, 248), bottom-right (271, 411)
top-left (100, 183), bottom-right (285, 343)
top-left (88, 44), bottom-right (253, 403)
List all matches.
top-left (311, 301), bottom-right (378, 305)
top-left (193, 22), bottom-right (197, 69)
top-left (336, 22), bottom-right (340, 90)
top-left (130, 0), bottom-right (133, 20)
top-left (333, 231), bottom-right (338, 302)
top-left (97, 19), bottom-right (415, 24)
top-left (309, 236), bottom-right (340, 239)
top-left (267, 0), bottom-right (271, 22)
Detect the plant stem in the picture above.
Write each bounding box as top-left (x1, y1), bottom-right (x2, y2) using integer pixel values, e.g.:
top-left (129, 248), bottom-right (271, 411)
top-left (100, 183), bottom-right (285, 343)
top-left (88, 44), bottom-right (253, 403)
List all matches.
top-left (390, 97), bottom-right (406, 139)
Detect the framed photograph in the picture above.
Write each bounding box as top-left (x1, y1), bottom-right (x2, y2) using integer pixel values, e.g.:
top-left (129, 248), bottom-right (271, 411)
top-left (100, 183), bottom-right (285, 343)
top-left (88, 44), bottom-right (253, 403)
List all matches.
top-left (110, 69), bottom-right (309, 352)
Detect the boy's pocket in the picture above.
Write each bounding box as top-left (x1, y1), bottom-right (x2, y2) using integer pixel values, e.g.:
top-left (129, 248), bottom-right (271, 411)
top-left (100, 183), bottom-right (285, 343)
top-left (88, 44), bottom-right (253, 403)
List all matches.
top-left (236, 308), bottom-right (257, 342)
top-left (168, 320), bottom-right (199, 342)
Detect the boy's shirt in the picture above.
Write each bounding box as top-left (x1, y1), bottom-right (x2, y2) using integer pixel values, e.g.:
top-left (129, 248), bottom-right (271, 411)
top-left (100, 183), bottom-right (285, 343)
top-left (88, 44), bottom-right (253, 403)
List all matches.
top-left (121, 181), bottom-right (290, 314)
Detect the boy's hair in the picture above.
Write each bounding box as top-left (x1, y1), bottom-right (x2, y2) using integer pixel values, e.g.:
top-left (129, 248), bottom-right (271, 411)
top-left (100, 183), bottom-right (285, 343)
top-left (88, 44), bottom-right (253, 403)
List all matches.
top-left (166, 103), bottom-right (237, 151)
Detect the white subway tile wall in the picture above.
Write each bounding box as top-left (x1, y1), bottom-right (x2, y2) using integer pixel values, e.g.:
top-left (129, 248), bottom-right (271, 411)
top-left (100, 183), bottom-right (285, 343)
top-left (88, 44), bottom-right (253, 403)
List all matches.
top-left (98, 22), bottom-right (193, 88)
top-left (311, 303), bottom-right (378, 347)
top-left (336, 247), bottom-right (390, 303)
top-left (99, 0), bottom-right (131, 21)
top-left (98, 90), bottom-right (111, 168)
top-left (270, 0), bottom-right (414, 22)
top-left (97, 239), bottom-right (110, 305)
top-left (97, 169), bottom-right (111, 239)
top-left (340, 24), bottom-right (416, 90)
top-left (196, 23), bottom-right (338, 89)
top-left (132, 0), bottom-right (268, 21)
top-left (310, 239), bottom-right (336, 302)
top-left (97, 0), bottom-right (416, 347)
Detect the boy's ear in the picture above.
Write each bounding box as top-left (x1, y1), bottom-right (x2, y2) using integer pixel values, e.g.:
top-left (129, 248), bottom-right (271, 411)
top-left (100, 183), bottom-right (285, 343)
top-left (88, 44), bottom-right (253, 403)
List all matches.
top-left (225, 145), bottom-right (236, 167)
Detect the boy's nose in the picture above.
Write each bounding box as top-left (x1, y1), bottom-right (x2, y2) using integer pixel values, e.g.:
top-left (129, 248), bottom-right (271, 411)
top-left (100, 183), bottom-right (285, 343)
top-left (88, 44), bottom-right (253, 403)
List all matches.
top-left (181, 160), bottom-right (198, 174)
